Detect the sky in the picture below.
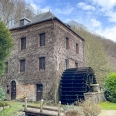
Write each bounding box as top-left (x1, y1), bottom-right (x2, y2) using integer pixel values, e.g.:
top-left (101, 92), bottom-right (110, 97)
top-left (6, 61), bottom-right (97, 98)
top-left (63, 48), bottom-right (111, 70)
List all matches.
top-left (24, 0), bottom-right (116, 42)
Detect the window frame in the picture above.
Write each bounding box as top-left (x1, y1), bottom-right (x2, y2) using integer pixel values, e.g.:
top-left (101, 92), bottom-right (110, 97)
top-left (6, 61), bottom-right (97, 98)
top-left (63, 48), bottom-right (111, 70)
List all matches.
top-left (20, 59), bottom-right (25, 72)
top-left (20, 37), bottom-right (26, 50)
top-left (20, 20), bottom-right (24, 26)
top-left (39, 57), bottom-right (45, 70)
top-left (66, 37), bottom-right (70, 49)
top-left (76, 43), bottom-right (79, 54)
top-left (39, 33), bottom-right (45, 46)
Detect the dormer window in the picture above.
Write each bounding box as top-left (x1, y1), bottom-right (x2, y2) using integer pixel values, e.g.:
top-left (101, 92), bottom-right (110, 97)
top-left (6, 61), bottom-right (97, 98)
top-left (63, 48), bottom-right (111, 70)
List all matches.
top-left (19, 18), bottom-right (31, 26)
top-left (20, 19), bottom-right (24, 26)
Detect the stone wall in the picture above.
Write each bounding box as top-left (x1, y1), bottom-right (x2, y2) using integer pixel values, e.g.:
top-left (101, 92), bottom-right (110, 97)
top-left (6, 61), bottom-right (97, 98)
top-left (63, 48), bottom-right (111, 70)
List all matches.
top-left (16, 84), bottom-right (36, 101)
top-left (52, 21), bottom-right (84, 101)
top-left (84, 92), bottom-right (105, 103)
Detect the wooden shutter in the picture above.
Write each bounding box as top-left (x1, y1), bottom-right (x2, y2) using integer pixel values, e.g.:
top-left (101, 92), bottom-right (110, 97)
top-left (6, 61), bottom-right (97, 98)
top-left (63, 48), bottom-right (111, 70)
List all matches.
top-left (20, 59), bottom-right (25, 72)
top-left (39, 57), bottom-right (45, 70)
top-left (40, 33), bottom-right (45, 46)
top-left (21, 37), bottom-right (26, 50)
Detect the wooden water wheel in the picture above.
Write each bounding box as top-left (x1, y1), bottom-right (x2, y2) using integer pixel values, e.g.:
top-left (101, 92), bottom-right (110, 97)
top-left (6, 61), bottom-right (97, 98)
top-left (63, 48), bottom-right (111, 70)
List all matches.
top-left (60, 67), bottom-right (97, 104)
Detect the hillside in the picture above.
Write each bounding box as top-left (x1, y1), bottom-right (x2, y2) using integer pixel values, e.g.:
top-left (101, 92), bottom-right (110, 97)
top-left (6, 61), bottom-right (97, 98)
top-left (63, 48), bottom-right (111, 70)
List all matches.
top-left (102, 39), bottom-right (116, 72)
top-left (69, 21), bottom-right (115, 87)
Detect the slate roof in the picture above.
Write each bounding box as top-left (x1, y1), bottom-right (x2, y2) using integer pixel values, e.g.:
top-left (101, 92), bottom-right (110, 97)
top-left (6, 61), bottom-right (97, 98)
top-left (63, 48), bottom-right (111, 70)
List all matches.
top-left (10, 11), bottom-right (84, 41)
top-left (10, 12), bottom-right (56, 30)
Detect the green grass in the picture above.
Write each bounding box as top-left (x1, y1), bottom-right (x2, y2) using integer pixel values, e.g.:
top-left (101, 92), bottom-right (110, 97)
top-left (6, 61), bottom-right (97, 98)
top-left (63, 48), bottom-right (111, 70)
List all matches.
top-left (0, 101), bottom-right (40, 116)
top-left (99, 101), bottom-right (116, 110)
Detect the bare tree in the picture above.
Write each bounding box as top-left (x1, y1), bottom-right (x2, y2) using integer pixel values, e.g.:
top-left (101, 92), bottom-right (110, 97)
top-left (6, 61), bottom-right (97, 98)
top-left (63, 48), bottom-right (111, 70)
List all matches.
top-left (0, 0), bottom-right (15, 24)
top-left (102, 38), bottom-right (116, 72)
top-left (0, 0), bottom-right (36, 25)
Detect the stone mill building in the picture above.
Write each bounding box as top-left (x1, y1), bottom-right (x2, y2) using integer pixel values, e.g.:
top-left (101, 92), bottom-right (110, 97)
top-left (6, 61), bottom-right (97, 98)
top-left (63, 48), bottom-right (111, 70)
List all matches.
top-left (1, 11), bottom-right (84, 102)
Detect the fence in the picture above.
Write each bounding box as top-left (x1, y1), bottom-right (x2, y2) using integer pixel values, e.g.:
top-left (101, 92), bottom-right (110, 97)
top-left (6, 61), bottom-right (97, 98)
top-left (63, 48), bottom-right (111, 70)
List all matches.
top-left (24, 98), bottom-right (62, 116)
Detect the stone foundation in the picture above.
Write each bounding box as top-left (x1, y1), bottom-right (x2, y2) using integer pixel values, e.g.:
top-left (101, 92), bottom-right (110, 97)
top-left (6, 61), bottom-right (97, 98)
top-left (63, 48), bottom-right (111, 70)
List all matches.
top-left (84, 91), bottom-right (105, 103)
top-left (90, 84), bottom-right (100, 92)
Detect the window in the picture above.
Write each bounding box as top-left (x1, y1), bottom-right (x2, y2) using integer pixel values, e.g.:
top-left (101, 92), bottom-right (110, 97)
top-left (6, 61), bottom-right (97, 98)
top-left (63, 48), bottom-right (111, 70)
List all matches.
top-left (76, 43), bottom-right (79, 54)
top-left (39, 57), bottom-right (45, 70)
top-left (66, 37), bottom-right (70, 49)
top-left (65, 59), bottom-right (69, 69)
top-left (75, 62), bottom-right (78, 68)
top-left (40, 33), bottom-right (45, 46)
top-left (5, 62), bottom-right (8, 73)
top-left (37, 84), bottom-right (43, 92)
top-left (21, 37), bottom-right (26, 50)
top-left (7, 90), bottom-right (9, 94)
top-left (20, 59), bottom-right (25, 72)
top-left (20, 20), bottom-right (24, 26)
top-left (7, 85), bottom-right (9, 94)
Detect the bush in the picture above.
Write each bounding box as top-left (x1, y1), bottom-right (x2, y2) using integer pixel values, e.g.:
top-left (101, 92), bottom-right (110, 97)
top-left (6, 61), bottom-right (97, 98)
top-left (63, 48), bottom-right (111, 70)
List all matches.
top-left (0, 102), bottom-right (3, 107)
top-left (79, 99), bottom-right (101, 116)
top-left (104, 72), bottom-right (116, 102)
top-left (64, 110), bottom-right (80, 116)
top-left (17, 94), bottom-right (26, 101)
top-left (0, 87), bottom-right (5, 101)
top-left (2, 102), bottom-right (9, 106)
top-left (0, 102), bottom-right (9, 107)
top-left (63, 104), bottom-right (81, 116)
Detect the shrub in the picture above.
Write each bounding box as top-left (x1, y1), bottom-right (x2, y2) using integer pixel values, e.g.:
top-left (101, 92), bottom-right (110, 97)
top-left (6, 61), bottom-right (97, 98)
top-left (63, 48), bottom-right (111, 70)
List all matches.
top-left (63, 104), bottom-right (76, 111)
top-left (17, 94), bottom-right (26, 101)
top-left (79, 99), bottom-right (101, 116)
top-left (0, 102), bottom-right (9, 107)
top-left (2, 102), bottom-right (9, 106)
top-left (64, 110), bottom-right (80, 116)
top-left (0, 102), bottom-right (3, 107)
top-left (63, 104), bottom-right (81, 116)
top-left (104, 72), bottom-right (116, 102)
top-left (0, 87), bottom-right (5, 101)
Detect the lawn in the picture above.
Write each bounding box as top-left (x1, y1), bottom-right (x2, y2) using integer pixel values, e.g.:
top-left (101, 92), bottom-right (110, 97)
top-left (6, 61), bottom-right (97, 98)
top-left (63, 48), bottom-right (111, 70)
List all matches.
top-left (99, 101), bottom-right (116, 110)
top-left (0, 101), bottom-right (40, 116)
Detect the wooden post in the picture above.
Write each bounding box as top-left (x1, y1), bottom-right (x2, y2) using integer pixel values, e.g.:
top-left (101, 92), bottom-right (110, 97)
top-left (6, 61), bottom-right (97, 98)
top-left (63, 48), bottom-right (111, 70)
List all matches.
top-left (40, 99), bottom-right (44, 113)
top-left (58, 101), bottom-right (61, 116)
top-left (25, 98), bottom-right (27, 110)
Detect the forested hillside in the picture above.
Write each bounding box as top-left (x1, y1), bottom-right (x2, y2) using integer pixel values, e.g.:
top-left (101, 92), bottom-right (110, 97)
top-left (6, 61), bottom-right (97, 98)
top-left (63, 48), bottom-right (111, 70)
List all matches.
top-left (69, 21), bottom-right (115, 87)
top-left (102, 39), bottom-right (116, 72)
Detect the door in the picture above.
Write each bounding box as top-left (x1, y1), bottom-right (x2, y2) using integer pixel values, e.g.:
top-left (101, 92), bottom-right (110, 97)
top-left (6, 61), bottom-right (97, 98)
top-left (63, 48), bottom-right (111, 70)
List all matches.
top-left (36, 84), bottom-right (43, 101)
top-left (11, 81), bottom-right (16, 100)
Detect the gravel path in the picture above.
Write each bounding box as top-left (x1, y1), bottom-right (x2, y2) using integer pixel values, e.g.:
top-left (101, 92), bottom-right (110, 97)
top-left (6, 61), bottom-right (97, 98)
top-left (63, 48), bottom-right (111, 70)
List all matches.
top-left (98, 110), bottom-right (116, 116)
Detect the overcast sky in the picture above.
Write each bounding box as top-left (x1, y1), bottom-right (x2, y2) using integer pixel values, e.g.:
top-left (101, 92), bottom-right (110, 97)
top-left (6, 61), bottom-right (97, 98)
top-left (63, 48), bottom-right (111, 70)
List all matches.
top-left (25, 0), bottom-right (116, 42)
